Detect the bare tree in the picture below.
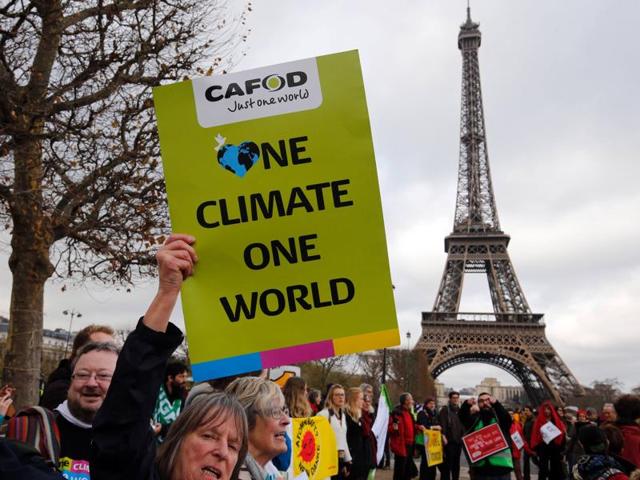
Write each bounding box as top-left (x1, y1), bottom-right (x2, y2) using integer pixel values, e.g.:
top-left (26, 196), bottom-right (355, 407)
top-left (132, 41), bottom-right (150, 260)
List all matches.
top-left (356, 350), bottom-right (384, 390)
top-left (311, 356), bottom-right (347, 389)
top-left (590, 378), bottom-right (623, 404)
top-left (0, 0), bottom-right (250, 407)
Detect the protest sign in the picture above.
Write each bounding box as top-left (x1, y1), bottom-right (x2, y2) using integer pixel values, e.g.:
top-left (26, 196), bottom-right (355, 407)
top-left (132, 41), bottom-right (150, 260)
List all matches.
top-left (153, 50), bottom-right (399, 380)
top-left (462, 423), bottom-right (510, 463)
top-left (511, 430), bottom-right (525, 450)
top-left (292, 416), bottom-right (338, 479)
top-left (425, 430), bottom-right (444, 467)
top-left (268, 365), bottom-right (301, 389)
top-left (540, 421), bottom-right (562, 444)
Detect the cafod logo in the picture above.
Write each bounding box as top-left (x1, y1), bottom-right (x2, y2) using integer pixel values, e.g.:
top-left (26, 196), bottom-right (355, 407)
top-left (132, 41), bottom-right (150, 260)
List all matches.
top-left (191, 57), bottom-right (322, 128)
top-left (204, 71), bottom-right (307, 102)
top-left (214, 133), bottom-right (260, 178)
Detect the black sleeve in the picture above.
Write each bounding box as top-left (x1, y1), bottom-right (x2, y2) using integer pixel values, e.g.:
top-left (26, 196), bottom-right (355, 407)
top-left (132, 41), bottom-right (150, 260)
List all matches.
top-left (491, 400), bottom-right (513, 443)
top-left (438, 406), bottom-right (449, 436)
top-left (458, 401), bottom-right (473, 431)
top-left (38, 378), bottom-right (71, 410)
top-left (0, 439), bottom-right (66, 480)
top-left (417, 411), bottom-right (428, 428)
top-left (90, 318), bottom-right (183, 480)
top-left (492, 401), bottom-right (512, 431)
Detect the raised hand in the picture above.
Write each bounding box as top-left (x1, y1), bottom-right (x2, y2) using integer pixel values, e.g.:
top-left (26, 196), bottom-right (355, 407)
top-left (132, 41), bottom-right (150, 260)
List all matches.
top-left (157, 234), bottom-right (198, 295)
top-left (144, 233), bottom-right (198, 332)
top-left (0, 392), bottom-right (13, 417)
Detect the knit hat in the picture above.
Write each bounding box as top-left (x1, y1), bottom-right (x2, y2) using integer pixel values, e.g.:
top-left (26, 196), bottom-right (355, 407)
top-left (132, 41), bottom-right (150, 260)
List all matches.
top-left (578, 424), bottom-right (607, 454)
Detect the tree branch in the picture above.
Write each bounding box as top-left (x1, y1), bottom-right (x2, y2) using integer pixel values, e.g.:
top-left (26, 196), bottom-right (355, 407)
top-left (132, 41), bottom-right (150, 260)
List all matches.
top-left (61, 0), bottom-right (153, 29)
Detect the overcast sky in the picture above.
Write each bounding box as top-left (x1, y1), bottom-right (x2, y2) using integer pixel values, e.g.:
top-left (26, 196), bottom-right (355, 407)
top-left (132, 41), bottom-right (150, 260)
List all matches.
top-left (1, 1), bottom-right (639, 393)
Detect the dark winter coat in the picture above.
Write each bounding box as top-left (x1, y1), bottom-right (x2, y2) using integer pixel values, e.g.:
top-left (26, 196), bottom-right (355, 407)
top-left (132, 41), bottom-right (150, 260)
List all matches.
top-left (39, 359), bottom-right (72, 410)
top-left (346, 413), bottom-right (376, 478)
top-left (90, 319), bottom-right (183, 480)
top-left (438, 403), bottom-right (464, 443)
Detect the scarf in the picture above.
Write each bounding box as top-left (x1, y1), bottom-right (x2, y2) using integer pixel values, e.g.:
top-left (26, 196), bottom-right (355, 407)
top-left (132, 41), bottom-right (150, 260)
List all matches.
top-left (243, 453), bottom-right (279, 480)
top-left (153, 385), bottom-right (182, 425)
top-left (56, 400), bottom-right (92, 429)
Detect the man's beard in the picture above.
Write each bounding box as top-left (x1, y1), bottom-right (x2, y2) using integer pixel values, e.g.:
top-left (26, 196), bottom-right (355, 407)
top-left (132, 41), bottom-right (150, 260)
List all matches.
top-left (171, 382), bottom-right (186, 398)
top-left (479, 406), bottom-right (495, 423)
top-left (68, 388), bottom-right (101, 424)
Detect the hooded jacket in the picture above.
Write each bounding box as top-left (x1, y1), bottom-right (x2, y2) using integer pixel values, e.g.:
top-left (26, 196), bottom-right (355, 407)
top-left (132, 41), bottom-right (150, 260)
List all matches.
top-left (530, 401), bottom-right (566, 450)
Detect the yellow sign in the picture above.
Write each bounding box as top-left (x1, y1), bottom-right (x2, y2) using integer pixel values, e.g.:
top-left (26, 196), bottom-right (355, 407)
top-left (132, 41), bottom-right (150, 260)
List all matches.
top-left (425, 430), bottom-right (444, 467)
top-left (292, 416), bottom-right (338, 479)
top-left (153, 50), bottom-right (399, 381)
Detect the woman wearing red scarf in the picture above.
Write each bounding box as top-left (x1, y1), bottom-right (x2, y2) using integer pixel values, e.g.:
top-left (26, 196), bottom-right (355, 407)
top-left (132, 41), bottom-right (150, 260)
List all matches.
top-left (530, 401), bottom-right (568, 480)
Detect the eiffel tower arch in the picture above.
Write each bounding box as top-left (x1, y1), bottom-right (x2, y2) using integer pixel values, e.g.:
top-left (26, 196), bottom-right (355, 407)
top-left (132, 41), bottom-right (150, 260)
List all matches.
top-left (415, 8), bottom-right (584, 406)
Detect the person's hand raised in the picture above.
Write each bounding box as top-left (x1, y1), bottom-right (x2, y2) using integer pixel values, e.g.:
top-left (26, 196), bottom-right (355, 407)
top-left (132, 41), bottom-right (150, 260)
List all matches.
top-left (157, 234), bottom-right (198, 296)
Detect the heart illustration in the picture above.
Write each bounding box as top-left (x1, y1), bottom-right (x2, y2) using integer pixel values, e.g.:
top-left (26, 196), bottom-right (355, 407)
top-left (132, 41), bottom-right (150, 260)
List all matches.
top-left (216, 141), bottom-right (260, 177)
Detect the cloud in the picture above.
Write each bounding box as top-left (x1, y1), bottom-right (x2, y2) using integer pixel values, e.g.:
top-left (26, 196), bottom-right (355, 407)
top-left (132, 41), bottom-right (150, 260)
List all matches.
top-left (1, 0), bottom-right (639, 393)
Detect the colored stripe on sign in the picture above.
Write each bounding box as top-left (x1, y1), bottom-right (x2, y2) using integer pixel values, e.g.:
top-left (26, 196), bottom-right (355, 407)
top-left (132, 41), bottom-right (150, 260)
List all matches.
top-left (333, 329), bottom-right (400, 355)
top-left (261, 340), bottom-right (334, 368)
top-left (191, 352), bottom-right (262, 381)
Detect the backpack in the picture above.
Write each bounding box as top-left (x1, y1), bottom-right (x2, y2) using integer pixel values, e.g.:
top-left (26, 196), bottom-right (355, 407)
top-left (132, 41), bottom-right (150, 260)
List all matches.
top-left (2, 406), bottom-right (61, 470)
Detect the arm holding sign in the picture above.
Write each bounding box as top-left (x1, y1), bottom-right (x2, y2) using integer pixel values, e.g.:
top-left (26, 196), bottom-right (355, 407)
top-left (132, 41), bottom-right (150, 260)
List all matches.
top-left (91, 235), bottom-right (195, 480)
top-left (143, 234), bottom-right (197, 332)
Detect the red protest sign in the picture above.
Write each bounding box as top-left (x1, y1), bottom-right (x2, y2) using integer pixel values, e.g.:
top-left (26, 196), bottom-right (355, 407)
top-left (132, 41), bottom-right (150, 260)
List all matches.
top-left (462, 423), bottom-right (510, 463)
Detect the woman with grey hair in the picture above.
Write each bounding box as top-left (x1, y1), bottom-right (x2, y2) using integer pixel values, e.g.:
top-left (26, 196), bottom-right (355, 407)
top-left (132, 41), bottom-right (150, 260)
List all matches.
top-left (91, 234), bottom-right (250, 480)
top-left (225, 377), bottom-right (291, 480)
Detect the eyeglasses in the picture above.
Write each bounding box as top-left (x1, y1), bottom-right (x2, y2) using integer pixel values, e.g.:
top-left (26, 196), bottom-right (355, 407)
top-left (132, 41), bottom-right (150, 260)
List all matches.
top-left (72, 371), bottom-right (113, 383)
top-left (261, 406), bottom-right (290, 419)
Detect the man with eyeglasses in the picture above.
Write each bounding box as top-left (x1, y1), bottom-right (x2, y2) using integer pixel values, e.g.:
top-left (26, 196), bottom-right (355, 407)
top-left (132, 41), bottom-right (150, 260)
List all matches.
top-left (56, 341), bottom-right (119, 479)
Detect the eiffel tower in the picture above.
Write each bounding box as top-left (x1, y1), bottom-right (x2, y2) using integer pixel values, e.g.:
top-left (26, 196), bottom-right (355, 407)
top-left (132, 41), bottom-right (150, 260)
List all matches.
top-left (416, 8), bottom-right (584, 405)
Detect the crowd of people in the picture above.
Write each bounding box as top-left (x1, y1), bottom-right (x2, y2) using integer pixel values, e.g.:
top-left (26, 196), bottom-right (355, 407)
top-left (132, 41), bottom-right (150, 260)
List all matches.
top-left (386, 390), bottom-right (640, 480)
top-left (0, 235), bottom-right (638, 480)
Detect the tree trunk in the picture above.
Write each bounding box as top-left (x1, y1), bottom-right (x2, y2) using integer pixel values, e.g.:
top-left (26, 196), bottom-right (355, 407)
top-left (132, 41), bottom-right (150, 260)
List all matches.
top-left (2, 135), bottom-right (54, 409)
top-left (3, 263), bottom-right (49, 408)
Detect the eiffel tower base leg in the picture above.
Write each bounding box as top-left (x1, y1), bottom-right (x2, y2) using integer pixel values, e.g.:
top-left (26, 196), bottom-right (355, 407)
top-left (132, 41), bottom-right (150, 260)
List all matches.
top-left (417, 315), bottom-right (584, 405)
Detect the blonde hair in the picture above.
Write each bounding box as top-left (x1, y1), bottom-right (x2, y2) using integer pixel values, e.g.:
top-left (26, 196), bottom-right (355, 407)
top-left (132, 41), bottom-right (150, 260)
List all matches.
top-left (283, 377), bottom-right (311, 418)
top-left (225, 377), bottom-right (284, 430)
top-left (345, 387), bottom-right (363, 421)
top-left (324, 384), bottom-right (345, 412)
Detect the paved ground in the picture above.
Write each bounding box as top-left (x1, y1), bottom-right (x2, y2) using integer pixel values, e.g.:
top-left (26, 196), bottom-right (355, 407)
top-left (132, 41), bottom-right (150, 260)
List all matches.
top-left (374, 457), bottom-right (539, 480)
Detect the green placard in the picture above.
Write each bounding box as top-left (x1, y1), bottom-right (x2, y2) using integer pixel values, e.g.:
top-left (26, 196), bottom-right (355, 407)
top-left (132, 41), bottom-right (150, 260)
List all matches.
top-left (153, 50), bottom-right (399, 380)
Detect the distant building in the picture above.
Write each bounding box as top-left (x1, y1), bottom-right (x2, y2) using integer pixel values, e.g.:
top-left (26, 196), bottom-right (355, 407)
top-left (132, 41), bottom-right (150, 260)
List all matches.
top-left (475, 377), bottom-right (525, 405)
top-left (0, 315), bottom-right (73, 378)
top-left (434, 380), bottom-right (448, 407)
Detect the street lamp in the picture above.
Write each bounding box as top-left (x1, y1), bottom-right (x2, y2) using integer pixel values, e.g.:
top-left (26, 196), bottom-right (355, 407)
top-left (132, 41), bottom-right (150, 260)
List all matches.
top-left (381, 284), bottom-right (397, 386)
top-left (405, 331), bottom-right (412, 391)
top-left (62, 309), bottom-right (82, 357)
